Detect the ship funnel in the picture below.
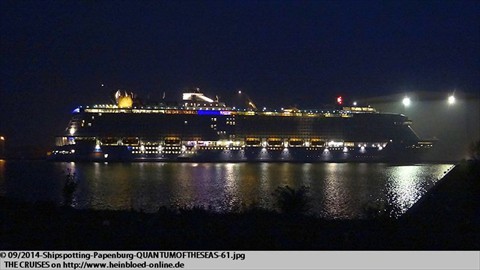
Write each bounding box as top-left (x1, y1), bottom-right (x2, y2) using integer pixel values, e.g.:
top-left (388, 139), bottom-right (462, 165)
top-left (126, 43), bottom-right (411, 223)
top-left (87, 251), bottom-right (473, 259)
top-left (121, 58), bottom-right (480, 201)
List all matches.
top-left (115, 90), bottom-right (133, 108)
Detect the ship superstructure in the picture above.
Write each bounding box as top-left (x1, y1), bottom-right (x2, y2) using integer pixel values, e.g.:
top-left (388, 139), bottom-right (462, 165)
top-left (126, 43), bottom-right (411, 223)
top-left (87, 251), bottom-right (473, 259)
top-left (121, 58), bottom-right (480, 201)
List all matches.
top-left (49, 89), bottom-right (433, 162)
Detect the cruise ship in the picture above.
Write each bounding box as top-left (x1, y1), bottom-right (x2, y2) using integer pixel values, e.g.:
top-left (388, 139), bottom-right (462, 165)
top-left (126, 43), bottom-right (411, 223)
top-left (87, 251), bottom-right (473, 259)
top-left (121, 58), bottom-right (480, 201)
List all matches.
top-left (48, 89), bottom-right (434, 162)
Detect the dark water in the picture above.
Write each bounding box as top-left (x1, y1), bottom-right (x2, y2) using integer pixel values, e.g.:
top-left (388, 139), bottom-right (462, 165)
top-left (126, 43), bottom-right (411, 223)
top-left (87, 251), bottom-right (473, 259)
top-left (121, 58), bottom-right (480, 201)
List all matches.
top-left (0, 160), bottom-right (453, 219)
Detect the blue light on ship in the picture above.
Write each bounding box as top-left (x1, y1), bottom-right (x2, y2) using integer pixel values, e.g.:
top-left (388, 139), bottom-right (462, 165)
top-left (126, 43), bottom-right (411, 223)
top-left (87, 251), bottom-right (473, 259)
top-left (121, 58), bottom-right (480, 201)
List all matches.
top-left (197, 110), bottom-right (221, 115)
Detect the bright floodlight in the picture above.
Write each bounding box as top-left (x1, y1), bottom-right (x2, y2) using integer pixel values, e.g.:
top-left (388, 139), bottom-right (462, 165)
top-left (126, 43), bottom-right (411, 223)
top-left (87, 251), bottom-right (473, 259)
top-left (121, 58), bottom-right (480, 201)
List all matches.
top-left (448, 95), bottom-right (455, 105)
top-left (353, 101), bottom-right (357, 106)
top-left (238, 90), bottom-right (242, 94)
top-left (402, 97), bottom-right (411, 107)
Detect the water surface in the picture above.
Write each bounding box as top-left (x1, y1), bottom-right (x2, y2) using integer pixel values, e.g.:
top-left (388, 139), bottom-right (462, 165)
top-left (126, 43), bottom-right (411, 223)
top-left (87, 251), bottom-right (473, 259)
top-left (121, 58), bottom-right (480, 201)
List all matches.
top-left (0, 160), bottom-right (453, 218)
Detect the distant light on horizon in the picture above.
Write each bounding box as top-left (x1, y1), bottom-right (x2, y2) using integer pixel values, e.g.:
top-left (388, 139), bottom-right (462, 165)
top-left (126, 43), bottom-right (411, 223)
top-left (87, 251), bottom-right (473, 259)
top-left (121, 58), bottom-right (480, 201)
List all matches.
top-left (402, 97), bottom-right (411, 107)
top-left (448, 95), bottom-right (456, 105)
top-left (353, 101), bottom-right (357, 106)
top-left (238, 90), bottom-right (242, 94)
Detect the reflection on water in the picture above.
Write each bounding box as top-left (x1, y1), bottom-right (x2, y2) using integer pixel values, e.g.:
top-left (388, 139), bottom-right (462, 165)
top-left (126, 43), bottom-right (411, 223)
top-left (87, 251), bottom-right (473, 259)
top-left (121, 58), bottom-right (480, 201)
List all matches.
top-left (0, 161), bottom-right (453, 219)
top-left (385, 165), bottom-right (445, 217)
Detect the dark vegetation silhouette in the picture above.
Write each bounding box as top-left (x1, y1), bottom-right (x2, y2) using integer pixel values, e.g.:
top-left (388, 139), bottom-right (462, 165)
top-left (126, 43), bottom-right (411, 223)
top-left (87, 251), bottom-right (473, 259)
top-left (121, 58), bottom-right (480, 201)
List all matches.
top-left (272, 185), bottom-right (311, 216)
top-left (363, 200), bottom-right (396, 221)
top-left (468, 140), bottom-right (480, 161)
top-left (62, 169), bottom-right (77, 207)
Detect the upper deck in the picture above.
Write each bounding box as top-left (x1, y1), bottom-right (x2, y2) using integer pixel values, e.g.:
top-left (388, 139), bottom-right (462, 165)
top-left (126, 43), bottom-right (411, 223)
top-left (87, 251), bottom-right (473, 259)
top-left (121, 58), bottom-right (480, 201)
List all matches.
top-left (76, 102), bottom-right (378, 119)
top-left (74, 89), bottom-right (379, 119)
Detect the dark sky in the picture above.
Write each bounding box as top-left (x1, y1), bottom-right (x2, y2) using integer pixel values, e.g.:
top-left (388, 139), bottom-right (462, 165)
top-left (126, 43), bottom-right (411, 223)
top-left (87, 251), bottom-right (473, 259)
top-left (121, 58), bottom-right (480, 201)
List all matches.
top-left (1, 0), bottom-right (479, 149)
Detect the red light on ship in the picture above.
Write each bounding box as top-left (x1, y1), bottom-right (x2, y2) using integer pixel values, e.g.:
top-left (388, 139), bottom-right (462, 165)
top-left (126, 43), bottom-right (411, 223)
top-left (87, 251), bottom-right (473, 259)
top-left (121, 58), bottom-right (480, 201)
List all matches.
top-left (336, 96), bottom-right (343, 105)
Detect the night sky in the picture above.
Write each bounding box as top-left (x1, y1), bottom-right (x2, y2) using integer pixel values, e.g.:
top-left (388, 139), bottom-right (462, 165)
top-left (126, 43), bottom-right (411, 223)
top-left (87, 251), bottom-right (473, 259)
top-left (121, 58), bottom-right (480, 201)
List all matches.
top-left (1, 0), bottom-right (479, 151)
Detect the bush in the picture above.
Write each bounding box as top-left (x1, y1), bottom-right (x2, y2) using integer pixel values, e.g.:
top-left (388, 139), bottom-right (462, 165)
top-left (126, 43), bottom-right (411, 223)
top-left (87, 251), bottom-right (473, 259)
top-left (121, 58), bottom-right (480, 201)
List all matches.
top-left (272, 185), bottom-right (311, 216)
top-left (467, 140), bottom-right (480, 161)
top-left (63, 170), bottom-right (77, 207)
top-left (363, 200), bottom-right (396, 220)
